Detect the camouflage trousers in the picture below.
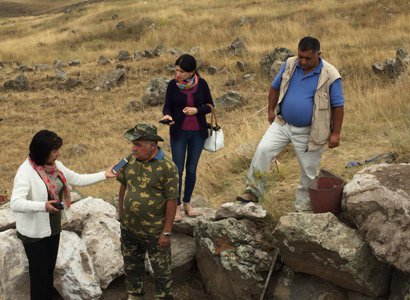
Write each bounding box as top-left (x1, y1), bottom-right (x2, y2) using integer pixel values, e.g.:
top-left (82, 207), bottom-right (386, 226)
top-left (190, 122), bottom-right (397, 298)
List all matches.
top-left (121, 227), bottom-right (172, 299)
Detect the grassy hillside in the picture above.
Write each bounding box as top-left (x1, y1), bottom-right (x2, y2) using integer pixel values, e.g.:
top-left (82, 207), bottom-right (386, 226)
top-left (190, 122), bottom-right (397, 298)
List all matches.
top-left (0, 0), bottom-right (409, 220)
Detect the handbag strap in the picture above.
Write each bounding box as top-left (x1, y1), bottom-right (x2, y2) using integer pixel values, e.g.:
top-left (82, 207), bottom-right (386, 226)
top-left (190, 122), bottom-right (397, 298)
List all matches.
top-left (206, 104), bottom-right (219, 126)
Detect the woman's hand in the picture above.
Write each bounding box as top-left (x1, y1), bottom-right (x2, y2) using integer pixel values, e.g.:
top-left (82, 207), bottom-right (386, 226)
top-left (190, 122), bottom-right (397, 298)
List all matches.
top-left (45, 200), bottom-right (61, 213)
top-left (105, 166), bottom-right (117, 178)
top-left (161, 115), bottom-right (175, 126)
top-left (182, 107), bottom-right (198, 116)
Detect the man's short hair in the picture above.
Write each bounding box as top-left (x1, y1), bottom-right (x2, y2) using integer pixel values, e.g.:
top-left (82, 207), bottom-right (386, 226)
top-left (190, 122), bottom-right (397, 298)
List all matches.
top-left (298, 36), bottom-right (320, 53)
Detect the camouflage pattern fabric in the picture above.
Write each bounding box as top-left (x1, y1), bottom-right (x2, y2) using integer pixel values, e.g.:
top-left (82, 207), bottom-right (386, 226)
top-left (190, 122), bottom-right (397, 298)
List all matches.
top-left (121, 227), bottom-right (172, 299)
top-left (117, 149), bottom-right (179, 235)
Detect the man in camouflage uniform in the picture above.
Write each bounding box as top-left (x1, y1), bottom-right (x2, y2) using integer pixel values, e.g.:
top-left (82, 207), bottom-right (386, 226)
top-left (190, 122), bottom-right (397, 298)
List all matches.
top-left (117, 124), bottom-right (179, 300)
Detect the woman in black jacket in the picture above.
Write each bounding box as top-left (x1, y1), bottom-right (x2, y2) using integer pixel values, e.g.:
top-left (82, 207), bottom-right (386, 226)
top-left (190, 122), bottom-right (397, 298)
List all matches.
top-left (161, 54), bottom-right (214, 221)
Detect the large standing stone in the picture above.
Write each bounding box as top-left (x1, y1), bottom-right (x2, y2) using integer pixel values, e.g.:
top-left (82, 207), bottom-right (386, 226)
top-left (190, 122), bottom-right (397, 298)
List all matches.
top-left (141, 77), bottom-right (169, 106)
top-left (273, 213), bottom-right (391, 297)
top-left (0, 229), bottom-right (30, 300)
top-left (62, 197), bottom-right (117, 234)
top-left (342, 163), bottom-right (410, 273)
top-left (0, 203), bottom-right (15, 231)
top-left (194, 218), bottom-right (275, 300)
top-left (171, 232), bottom-right (196, 283)
top-left (54, 231), bottom-right (102, 300)
top-left (81, 215), bottom-right (123, 289)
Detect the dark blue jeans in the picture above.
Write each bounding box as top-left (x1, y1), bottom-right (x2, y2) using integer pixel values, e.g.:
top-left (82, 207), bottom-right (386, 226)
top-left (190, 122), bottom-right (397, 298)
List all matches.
top-left (170, 130), bottom-right (205, 205)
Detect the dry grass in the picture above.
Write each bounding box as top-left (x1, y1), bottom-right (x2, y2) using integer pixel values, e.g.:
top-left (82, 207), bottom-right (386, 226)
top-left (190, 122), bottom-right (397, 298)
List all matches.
top-left (0, 0), bottom-right (409, 220)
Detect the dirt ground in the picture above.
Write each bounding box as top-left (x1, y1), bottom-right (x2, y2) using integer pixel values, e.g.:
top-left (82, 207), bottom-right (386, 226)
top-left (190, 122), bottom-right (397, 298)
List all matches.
top-left (0, 0), bottom-right (102, 18)
top-left (53, 274), bottom-right (211, 300)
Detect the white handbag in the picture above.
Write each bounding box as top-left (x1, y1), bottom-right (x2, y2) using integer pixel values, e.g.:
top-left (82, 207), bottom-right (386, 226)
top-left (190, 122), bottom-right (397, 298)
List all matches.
top-left (204, 105), bottom-right (224, 152)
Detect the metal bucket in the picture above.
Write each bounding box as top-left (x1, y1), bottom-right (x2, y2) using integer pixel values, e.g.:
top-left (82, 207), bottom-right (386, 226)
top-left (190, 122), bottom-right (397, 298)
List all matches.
top-left (308, 176), bottom-right (344, 214)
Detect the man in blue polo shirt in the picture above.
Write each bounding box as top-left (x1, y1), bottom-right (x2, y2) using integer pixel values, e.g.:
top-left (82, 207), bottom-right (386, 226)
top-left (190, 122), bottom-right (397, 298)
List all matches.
top-left (237, 36), bottom-right (344, 212)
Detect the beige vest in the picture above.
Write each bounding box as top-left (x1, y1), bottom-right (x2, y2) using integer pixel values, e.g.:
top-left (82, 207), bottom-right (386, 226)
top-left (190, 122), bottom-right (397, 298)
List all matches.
top-left (274, 56), bottom-right (341, 150)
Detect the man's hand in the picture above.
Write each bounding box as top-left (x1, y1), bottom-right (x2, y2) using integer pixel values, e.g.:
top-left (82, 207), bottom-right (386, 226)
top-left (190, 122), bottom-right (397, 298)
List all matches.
top-left (268, 110), bottom-right (276, 124)
top-left (328, 132), bottom-right (341, 148)
top-left (158, 232), bottom-right (172, 248)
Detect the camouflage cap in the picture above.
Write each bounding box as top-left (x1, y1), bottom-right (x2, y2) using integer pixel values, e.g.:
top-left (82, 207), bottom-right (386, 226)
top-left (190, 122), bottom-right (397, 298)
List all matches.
top-left (124, 124), bottom-right (164, 142)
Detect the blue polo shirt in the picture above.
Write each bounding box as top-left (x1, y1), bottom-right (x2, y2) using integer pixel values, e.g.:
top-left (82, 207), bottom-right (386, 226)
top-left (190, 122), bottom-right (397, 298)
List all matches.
top-left (272, 59), bottom-right (344, 127)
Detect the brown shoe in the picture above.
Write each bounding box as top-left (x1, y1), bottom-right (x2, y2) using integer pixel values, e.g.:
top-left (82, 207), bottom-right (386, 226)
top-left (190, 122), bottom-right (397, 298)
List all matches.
top-left (183, 203), bottom-right (202, 218)
top-left (236, 191), bottom-right (258, 203)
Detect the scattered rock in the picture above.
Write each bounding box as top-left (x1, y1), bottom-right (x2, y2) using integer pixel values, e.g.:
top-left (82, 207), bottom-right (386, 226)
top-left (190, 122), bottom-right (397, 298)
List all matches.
top-left (117, 50), bottom-right (132, 61)
top-left (95, 68), bottom-right (126, 90)
top-left (239, 16), bottom-right (254, 26)
top-left (215, 91), bottom-right (245, 109)
top-left (54, 59), bottom-right (68, 70)
top-left (116, 21), bottom-right (126, 30)
top-left (270, 59), bottom-right (285, 78)
top-left (169, 47), bottom-right (183, 56)
top-left (227, 37), bottom-right (247, 56)
top-left (55, 70), bottom-right (68, 81)
top-left (189, 47), bottom-right (200, 56)
top-left (62, 77), bottom-right (82, 90)
top-left (128, 100), bottom-right (145, 112)
top-left (372, 48), bottom-right (409, 79)
top-left (4, 74), bottom-right (29, 91)
top-left (260, 47), bottom-right (293, 76)
top-left (68, 60), bottom-right (81, 66)
top-left (34, 64), bottom-right (51, 71)
top-left (134, 51), bottom-right (143, 61)
top-left (243, 73), bottom-right (255, 81)
top-left (206, 66), bottom-right (218, 75)
top-left (141, 77), bottom-right (169, 106)
top-left (236, 60), bottom-right (248, 72)
top-left (224, 79), bottom-right (236, 87)
top-left (97, 55), bottom-right (110, 65)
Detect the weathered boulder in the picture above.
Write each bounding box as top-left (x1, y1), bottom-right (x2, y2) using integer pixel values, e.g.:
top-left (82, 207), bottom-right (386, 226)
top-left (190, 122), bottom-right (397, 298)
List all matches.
top-left (215, 202), bottom-right (267, 221)
top-left (55, 231), bottom-right (102, 300)
top-left (215, 91), bottom-right (245, 109)
top-left (0, 203), bottom-right (15, 231)
top-left (389, 269), bottom-right (410, 300)
top-left (171, 232), bottom-right (196, 283)
top-left (0, 229), bottom-right (30, 300)
top-left (141, 77), bottom-right (169, 106)
top-left (173, 208), bottom-right (216, 236)
top-left (95, 68), bottom-right (126, 90)
top-left (273, 212), bottom-right (391, 296)
top-left (54, 59), bottom-right (68, 69)
top-left (55, 69), bottom-right (68, 81)
top-left (62, 197), bottom-right (117, 234)
top-left (4, 74), bottom-right (29, 91)
top-left (260, 47), bottom-right (293, 76)
top-left (81, 215), bottom-right (123, 289)
top-left (271, 266), bottom-right (348, 300)
top-left (270, 59), bottom-right (285, 78)
top-left (194, 218), bottom-right (275, 300)
top-left (342, 163), bottom-right (410, 273)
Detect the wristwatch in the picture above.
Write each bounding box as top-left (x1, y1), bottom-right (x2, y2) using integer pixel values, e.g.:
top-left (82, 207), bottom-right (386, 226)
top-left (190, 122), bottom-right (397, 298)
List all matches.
top-left (162, 231), bottom-right (172, 238)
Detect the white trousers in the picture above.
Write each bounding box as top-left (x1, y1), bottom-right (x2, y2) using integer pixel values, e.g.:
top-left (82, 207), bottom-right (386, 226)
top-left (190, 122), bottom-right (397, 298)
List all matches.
top-left (245, 122), bottom-right (324, 211)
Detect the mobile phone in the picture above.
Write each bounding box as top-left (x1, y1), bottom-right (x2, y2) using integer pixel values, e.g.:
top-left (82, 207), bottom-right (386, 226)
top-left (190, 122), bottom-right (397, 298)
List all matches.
top-left (51, 201), bottom-right (64, 210)
top-left (113, 158), bottom-right (129, 174)
top-left (159, 119), bottom-right (172, 125)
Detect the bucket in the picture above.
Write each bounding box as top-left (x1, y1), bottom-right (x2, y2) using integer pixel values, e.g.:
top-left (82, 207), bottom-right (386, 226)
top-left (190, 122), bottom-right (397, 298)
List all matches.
top-left (308, 176), bottom-right (344, 214)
